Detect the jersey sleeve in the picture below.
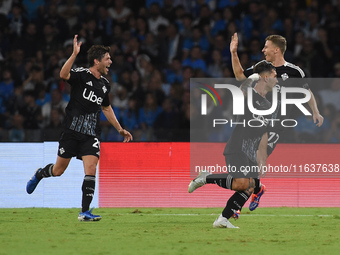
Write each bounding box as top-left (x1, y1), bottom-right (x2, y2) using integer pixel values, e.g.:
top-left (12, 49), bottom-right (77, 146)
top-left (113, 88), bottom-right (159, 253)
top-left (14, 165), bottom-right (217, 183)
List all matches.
top-left (286, 64), bottom-right (310, 90)
top-left (67, 69), bottom-right (82, 87)
top-left (243, 65), bottom-right (254, 77)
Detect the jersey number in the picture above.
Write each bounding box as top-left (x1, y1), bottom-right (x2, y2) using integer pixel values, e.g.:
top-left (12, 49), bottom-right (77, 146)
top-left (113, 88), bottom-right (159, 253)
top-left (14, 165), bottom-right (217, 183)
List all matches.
top-left (92, 138), bottom-right (100, 148)
top-left (268, 132), bottom-right (279, 145)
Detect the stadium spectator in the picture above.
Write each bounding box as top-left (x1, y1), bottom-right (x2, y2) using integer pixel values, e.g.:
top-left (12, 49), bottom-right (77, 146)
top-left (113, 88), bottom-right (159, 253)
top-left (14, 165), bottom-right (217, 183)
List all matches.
top-left (42, 2), bottom-right (70, 42)
top-left (207, 49), bottom-right (224, 78)
top-left (121, 97), bottom-right (142, 140)
top-left (8, 3), bottom-right (28, 41)
top-left (57, 0), bottom-right (80, 31)
top-left (140, 32), bottom-right (159, 61)
top-left (318, 79), bottom-right (340, 111)
top-left (154, 97), bottom-right (180, 141)
top-left (139, 92), bottom-right (162, 140)
top-left (19, 90), bottom-right (42, 131)
top-left (41, 88), bottom-right (67, 128)
top-left (22, 65), bottom-right (45, 92)
top-left (9, 113), bottom-right (25, 142)
top-left (22, 0), bottom-right (44, 22)
top-left (43, 107), bottom-right (63, 141)
top-left (165, 57), bottom-right (183, 84)
top-left (108, 0), bottom-right (132, 25)
top-left (182, 45), bottom-right (207, 73)
top-left (158, 23), bottom-right (184, 67)
top-left (147, 3), bottom-right (169, 35)
top-left (182, 25), bottom-right (210, 60)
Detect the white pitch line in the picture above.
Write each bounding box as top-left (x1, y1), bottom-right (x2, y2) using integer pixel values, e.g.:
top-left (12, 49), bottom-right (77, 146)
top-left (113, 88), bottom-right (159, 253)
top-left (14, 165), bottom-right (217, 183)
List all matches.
top-left (121, 213), bottom-right (335, 217)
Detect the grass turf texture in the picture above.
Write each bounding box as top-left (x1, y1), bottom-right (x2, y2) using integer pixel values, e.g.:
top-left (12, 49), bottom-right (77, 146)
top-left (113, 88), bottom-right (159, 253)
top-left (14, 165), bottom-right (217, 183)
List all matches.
top-left (1, 208), bottom-right (340, 255)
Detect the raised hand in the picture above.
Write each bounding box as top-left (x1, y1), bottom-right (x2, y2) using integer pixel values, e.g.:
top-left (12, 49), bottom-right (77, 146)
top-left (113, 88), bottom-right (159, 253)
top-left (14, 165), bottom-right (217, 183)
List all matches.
top-left (230, 32), bottom-right (238, 54)
top-left (73, 34), bottom-right (82, 56)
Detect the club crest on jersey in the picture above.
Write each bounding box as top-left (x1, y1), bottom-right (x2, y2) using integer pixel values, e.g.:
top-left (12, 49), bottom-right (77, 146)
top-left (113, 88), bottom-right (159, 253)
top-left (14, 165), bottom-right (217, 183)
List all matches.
top-left (86, 81), bottom-right (93, 86)
top-left (59, 148), bottom-right (65, 155)
top-left (281, 73), bottom-right (289, 80)
top-left (102, 86), bottom-right (107, 93)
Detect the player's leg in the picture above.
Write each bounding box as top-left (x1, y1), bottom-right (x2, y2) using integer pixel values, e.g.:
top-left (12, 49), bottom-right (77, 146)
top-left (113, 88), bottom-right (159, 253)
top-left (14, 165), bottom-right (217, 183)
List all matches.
top-left (77, 135), bottom-right (101, 221)
top-left (188, 153), bottom-right (253, 193)
top-left (26, 156), bottom-right (71, 194)
top-left (213, 155), bottom-right (255, 228)
top-left (249, 132), bottom-right (269, 210)
top-left (213, 190), bottom-right (252, 229)
top-left (26, 131), bottom-right (75, 194)
top-left (81, 155), bottom-right (98, 212)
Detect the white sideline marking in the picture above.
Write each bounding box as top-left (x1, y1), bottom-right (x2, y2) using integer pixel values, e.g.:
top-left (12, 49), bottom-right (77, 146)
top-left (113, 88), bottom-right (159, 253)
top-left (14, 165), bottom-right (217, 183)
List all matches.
top-left (123, 213), bottom-right (334, 217)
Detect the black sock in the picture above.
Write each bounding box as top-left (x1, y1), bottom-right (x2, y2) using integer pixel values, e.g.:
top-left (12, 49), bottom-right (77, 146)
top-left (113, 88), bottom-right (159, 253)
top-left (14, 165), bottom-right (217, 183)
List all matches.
top-left (36, 164), bottom-right (54, 180)
top-left (222, 191), bottom-right (250, 219)
top-left (206, 174), bottom-right (233, 190)
top-left (253, 178), bottom-right (261, 194)
top-left (82, 175), bottom-right (96, 213)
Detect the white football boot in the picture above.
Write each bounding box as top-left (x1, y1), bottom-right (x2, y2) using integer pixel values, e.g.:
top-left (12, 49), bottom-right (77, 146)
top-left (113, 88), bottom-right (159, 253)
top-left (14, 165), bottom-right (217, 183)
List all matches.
top-left (213, 214), bottom-right (239, 229)
top-left (188, 171), bottom-right (211, 193)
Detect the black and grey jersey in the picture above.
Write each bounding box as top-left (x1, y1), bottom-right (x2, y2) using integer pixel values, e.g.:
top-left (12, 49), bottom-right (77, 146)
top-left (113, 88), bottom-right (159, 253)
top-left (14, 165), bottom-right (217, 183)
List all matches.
top-left (224, 89), bottom-right (274, 163)
top-left (63, 67), bottom-right (111, 137)
top-left (245, 61), bottom-right (310, 133)
top-left (244, 61), bottom-right (309, 89)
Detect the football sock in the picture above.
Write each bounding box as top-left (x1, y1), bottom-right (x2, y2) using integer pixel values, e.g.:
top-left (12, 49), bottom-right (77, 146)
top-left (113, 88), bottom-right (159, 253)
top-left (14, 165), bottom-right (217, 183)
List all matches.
top-left (254, 178), bottom-right (261, 194)
top-left (82, 175), bottom-right (96, 213)
top-left (222, 191), bottom-right (250, 219)
top-left (206, 174), bottom-right (233, 190)
top-left (36, 164), bottom-right (54, 180)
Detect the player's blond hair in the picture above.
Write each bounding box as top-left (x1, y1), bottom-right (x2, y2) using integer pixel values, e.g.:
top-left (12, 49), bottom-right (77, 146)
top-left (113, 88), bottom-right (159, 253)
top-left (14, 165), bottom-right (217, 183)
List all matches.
top-left (265, 35), bottom-right (287, 55)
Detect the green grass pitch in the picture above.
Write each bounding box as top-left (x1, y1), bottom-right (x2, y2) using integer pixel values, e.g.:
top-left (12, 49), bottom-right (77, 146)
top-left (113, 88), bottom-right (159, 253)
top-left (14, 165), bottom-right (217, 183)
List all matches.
top-left (1, 207), bottom-right (340, 255)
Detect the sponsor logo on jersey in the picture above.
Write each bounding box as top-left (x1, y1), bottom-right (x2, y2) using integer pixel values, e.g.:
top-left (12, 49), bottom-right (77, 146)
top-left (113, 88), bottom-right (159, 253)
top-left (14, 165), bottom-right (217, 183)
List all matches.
top-left (281, 73), bottom-right (289, 80)
top-left (102, 86), bottom-right (107, 93)
top-left (83, 88), bottom-right (103, 105)
top-left (86, 81), bottom-right (93, 86)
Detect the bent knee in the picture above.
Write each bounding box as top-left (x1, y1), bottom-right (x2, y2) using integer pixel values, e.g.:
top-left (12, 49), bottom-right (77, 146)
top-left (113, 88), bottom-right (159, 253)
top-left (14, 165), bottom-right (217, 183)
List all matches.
top-left (233, 179), bottom-right (249, 191)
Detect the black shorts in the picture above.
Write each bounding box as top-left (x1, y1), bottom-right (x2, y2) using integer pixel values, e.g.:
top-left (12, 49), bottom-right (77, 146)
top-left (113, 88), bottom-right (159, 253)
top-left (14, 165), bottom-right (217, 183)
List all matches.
top-left (57, 129), bottom-right (101, 160)
top-left (225, 153), bottom-right (259, 179)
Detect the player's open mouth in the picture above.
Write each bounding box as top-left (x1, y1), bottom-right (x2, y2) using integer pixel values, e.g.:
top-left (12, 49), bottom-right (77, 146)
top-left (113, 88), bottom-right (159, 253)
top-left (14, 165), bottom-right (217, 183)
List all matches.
top-left (106, 66), bottom-right (110, 72)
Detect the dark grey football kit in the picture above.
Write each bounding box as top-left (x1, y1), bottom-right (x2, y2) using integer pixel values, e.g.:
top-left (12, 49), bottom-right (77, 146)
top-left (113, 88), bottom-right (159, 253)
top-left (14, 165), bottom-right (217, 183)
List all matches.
top-left (244, 61), bottom-right (308, 156)
top-left (223, 88), bottom-right (275, 178)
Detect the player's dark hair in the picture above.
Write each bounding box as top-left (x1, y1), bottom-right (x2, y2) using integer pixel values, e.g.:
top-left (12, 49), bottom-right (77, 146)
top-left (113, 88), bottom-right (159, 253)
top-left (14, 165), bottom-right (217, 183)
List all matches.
top-left (265, 35), bottom-right (287, 54)
top-left (87, 45), bottom-right (110, 67)
top-left (254, 60), bottom-right (276, 75)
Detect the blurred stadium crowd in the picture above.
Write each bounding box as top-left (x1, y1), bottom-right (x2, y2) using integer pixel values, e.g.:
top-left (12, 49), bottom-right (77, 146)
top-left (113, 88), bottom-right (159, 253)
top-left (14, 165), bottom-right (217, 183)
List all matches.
top-left (0, 0), bottom-right (340, 143)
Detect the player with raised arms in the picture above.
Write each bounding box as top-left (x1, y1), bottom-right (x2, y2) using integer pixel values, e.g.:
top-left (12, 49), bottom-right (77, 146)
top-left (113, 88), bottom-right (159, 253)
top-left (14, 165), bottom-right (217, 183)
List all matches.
top-left (189, 61), bottom-right (277, 228)
top-left (26, 35), bottom-right (133, 221)
top-left (230, 33), bottom-right (324, 210)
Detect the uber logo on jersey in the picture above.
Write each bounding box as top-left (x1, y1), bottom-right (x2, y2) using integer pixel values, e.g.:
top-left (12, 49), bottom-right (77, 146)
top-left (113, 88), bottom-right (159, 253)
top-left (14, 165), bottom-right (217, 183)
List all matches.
top-left (281, 73), bottom-right (289, 80)
top-left (83, 88), bottom-right (103, 105)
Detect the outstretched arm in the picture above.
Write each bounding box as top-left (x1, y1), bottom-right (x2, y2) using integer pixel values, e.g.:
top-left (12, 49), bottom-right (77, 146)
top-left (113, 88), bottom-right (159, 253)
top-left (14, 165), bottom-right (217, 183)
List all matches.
top-left (230, 33), bottom-right (247, 81)
top-left (60, 35), bottom-right (82, 80)
top-left (101, 105), bottom-right (133, 142)
top-left (307, 89), bottom-right (324, 127)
